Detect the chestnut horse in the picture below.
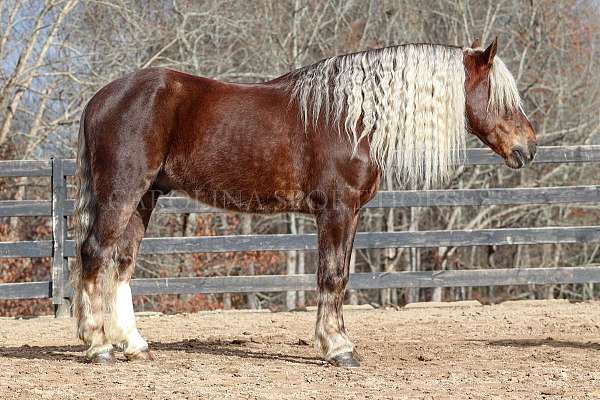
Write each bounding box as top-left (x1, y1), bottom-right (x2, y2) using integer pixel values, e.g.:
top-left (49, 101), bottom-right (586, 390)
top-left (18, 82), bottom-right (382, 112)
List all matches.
top-left (71, 39), bottom-right (536, 367)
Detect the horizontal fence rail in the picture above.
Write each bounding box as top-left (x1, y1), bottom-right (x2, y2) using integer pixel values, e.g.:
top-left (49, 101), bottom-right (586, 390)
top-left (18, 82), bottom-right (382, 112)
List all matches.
top-left (0, 145), bottom-right (600, 314)
top-left (461, 145), bottom-right (600, 165)
top-left (2, 226), bottom-right (600, 258)
top-left (2, 266), bottom-right (600, 300)
top-left (2, 184), bottom-right (600, 217)
top-left (0, 160), bottom-right (53, 177)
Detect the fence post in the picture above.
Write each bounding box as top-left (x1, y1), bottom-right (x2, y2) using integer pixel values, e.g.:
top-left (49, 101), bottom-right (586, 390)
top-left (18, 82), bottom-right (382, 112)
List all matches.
top-left (51, 158), bottom-right (70, 318)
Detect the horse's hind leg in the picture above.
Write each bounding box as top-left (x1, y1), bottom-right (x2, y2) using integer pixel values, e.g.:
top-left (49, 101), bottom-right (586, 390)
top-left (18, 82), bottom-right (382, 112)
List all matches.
top-left (106, 189), bottom-right (162, 361)
top-left (77, 177), bottom-right (160, 363)
top-left (78, 199), bottom-right (140, 363)
top-left (315, 207), bottom-right (360, 367)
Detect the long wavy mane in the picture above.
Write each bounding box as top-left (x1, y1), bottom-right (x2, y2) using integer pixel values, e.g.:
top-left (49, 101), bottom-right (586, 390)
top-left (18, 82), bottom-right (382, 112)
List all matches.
top-left (288, 44), bottom-right (521, 188)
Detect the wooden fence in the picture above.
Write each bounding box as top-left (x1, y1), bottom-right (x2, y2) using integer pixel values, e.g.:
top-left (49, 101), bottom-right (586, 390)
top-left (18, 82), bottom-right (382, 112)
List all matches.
top-left (1, 146), bottom-right (600, 317)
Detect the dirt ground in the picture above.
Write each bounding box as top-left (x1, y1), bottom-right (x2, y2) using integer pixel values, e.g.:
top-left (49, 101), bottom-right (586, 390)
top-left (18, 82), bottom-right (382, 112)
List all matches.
top-left (0, 300), bottom-right (599, 400)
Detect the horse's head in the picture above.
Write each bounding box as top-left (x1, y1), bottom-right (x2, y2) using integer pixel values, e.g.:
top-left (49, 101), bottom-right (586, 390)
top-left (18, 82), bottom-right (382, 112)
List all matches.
top-left (464, 38), bottom-right (537, 169)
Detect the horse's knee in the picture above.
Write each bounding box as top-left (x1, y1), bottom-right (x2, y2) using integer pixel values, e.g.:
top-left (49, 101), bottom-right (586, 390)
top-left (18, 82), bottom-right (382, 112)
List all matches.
top-left (319, 274), bottom-right (348, 294)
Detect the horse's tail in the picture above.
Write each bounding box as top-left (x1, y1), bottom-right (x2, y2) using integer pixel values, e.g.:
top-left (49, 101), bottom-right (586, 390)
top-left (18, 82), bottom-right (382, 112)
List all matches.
top-left (71, 103), bottom-right (95, 332)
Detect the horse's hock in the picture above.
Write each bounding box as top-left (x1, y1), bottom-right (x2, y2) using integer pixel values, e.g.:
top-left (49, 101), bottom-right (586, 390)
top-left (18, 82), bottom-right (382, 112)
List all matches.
top-left (0, 301), bottom-right (599, 399)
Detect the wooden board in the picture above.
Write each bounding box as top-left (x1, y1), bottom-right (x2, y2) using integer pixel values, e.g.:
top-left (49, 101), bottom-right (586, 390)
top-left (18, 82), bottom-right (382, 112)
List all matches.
top-left (3, 266), bottom-right (600, 299)
top-left (54, 226), bottom-right (600, 257)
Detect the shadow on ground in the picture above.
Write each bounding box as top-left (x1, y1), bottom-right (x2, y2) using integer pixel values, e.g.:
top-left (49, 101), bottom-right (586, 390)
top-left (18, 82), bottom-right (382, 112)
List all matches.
top-left (0, 339), bottom-right (326, 366)
top-left (476, 338), bottom-right (600, 351)
top-left (151, 339), bottom-right (325, 366)
top-left (0, 344), bottom-right (86, 362)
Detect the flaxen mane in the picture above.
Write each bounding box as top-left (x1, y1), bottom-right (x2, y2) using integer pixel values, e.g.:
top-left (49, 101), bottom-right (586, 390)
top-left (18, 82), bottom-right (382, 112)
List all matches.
top-left (289, 44), bottom-right (522, 188)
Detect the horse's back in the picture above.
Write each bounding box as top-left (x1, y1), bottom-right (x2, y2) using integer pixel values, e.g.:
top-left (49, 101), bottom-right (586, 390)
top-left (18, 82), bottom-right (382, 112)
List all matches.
top-left (81, 67), bottom-right (373, 213)
top-left (83, 67), bottom-right (312, 210)
top-left (159, 72), bottom-right (312, 211)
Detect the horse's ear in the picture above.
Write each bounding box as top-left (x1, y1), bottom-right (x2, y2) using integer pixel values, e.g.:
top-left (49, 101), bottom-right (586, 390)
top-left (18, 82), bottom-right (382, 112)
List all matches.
top-left (470, 38), bottom-right (481, 49)
top-left (482, 37), bottom-right (498, 66)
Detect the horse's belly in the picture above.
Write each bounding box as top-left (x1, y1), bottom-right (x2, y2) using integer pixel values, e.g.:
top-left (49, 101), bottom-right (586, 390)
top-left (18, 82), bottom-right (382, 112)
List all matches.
top-left (184, 185), bottom-right (307, 213)
top-left (163, 145), bottom-right (308, 213)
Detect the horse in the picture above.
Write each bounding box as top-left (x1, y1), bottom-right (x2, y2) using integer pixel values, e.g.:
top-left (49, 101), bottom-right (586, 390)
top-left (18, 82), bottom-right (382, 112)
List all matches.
top-left (71, 38), bottom-right (536, 367)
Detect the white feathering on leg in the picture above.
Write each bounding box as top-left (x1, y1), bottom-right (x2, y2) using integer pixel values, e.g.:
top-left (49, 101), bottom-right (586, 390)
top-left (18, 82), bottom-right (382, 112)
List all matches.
top-left (107, 281), bottom-right (148, 354)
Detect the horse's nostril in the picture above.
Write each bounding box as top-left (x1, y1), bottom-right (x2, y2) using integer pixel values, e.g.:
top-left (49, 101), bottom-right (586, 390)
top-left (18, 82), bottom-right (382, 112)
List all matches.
top-left (513, 148), bottom-right (524, 158)
top-left (512, 148), bottom-right (526, 167)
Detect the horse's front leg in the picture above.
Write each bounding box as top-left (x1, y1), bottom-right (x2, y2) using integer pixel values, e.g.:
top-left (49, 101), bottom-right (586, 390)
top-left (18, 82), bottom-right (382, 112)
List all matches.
top-left (315, 207), bottom-right (360, 367)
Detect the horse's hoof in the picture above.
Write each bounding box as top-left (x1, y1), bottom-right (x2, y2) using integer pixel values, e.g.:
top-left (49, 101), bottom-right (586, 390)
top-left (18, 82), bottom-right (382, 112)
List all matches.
top-left (329, 352), bottom-right (360, 368)
top-left (87, 350), bottom-right (115, 365)
top-left (125, 349), bottom-right (154, 362)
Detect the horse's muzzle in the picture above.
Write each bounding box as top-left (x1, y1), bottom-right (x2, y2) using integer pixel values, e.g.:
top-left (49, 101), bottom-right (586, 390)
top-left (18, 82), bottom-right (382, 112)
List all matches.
top-left (508, 141), bottom-right (536, 169)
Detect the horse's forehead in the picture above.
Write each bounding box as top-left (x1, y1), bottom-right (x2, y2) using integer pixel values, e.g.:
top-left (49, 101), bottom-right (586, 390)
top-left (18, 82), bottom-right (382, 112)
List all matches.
top-left (462, 50), bottom-right (488, 82)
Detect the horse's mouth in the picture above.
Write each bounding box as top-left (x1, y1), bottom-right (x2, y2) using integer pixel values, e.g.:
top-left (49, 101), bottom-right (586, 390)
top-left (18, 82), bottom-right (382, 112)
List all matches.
top-left (505, 148), bottom-right (530, 169)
